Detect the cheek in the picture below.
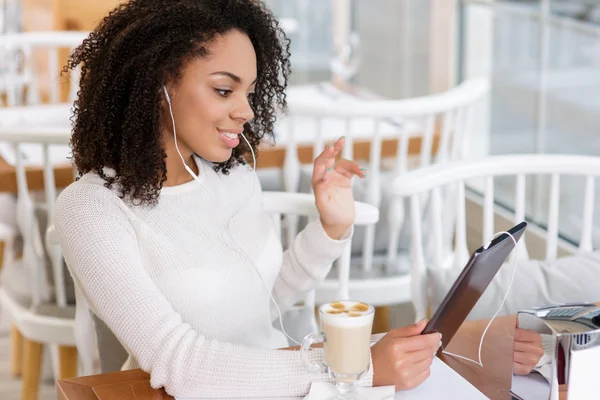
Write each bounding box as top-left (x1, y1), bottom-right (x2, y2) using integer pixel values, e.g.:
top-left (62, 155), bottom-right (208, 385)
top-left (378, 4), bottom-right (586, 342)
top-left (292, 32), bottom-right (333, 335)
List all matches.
top-left (184, 92), bottom-right (228, 129)
top-left (201, 101), bottom-right (229, 125)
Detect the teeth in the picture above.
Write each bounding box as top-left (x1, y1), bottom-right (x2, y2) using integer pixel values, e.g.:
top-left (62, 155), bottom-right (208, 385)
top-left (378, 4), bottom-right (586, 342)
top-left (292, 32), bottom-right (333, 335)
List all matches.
top-left (221, 132), bottom-right (238, 140)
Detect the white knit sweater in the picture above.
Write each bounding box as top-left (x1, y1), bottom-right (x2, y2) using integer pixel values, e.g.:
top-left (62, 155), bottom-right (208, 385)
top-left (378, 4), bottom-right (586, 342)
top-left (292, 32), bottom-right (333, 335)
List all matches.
top-left (54, 156), bottom-right (373, 398)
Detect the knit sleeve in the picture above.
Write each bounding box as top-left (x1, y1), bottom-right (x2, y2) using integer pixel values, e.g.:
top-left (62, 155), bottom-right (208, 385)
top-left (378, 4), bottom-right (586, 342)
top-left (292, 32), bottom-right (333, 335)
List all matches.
top-left (272, 218), bottom-right (352, 314)
top-left (54, 182), bottom-right (368, 398)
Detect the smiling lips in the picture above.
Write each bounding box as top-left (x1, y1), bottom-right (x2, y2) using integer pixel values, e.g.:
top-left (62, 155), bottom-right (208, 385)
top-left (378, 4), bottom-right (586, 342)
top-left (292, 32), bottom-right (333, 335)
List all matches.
top-left (217, 128), bottom-right (241, 148)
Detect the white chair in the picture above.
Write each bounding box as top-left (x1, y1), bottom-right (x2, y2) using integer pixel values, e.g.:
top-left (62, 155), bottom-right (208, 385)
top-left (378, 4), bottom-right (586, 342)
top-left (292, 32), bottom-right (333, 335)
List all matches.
top-left (0, 0), bottom-right (21, 34)
top-left (295, 80), bottom-right (489, 321)
top-left (388, 154), bottom-right (600, 321)
top-left (0, 128), bottom-right (85, 400)
top-left (281, 79), bottom-right (489, 269)
top-left (46, 191), bottom-right (379, 373)
top-left (0, 31), bottom-right (87, 106)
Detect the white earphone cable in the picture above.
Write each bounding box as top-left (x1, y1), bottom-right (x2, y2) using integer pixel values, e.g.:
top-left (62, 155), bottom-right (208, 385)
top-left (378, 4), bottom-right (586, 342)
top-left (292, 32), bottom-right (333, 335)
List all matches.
top-left (163, 86), bottom-right (299, 346)
top-left (441, 231), bottom-right (519, 368)
top-left (232, 133), bottom-right (301, 346)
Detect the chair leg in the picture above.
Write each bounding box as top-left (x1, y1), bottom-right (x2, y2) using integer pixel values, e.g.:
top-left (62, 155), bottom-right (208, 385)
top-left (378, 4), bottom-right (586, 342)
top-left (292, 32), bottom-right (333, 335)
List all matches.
top-left (58, 346), bottom-right (78, 379)
top-left (22, 339), bottom-right (43, 400)
top-left (11, 325), bottom-right (23, 378)
top-left (373, 306), bottom-right (389, 334)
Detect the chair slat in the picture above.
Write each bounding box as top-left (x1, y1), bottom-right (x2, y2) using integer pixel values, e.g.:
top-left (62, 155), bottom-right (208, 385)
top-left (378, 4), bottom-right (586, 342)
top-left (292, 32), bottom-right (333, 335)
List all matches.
top-left (514, 174), bottom-right (526, 223)
top-left (430, 187), bottom-right (444, 267)
top-left (283, 117), bottom-right (300, 249)
top-left (43, 144), bottom-right (67, 307)
top-left (394, 132), bottom-right (410, 175)
top-left (48, 47), bottom-right (60, 103)
top-left (312, 116), bottom-right (324, 161)
top-left (5, 45), bottom-right (19, 106)
top-left (342, 117), bottom-right (353, 160)
top-left (483, 176), bottom-right (494, 244)
top-left (14, 142), bottom-right (27, 198)
top-left (42, 144), bottom-right (57, 225)
top-left (454, 181), bottom-right (469, 269)
top-left (436, 110), bottom-right (454, 163)
top-left (513, 174), bottom-right (529, 260)
top-left (579, 175), bottom-right (595, 253)
top-left (364, 118), bottom-right (383, 208)
top-left (23, 45), bottom-right (40, 105)
top-left (546, 173), bottom-right (560, 261)
top-left (361, 119), bottom-right (384, 272)
top-left (337, 243), bottom-right (351, 301)
top-left (409, 194), bottom-right (427, 321)
top-left (68, 64), bottom-right (81, 103)
top-left (457, 104), bottom-right (475, 159)
top-left (450, 107), bottom-right (466, 160)
top-left (270, 212), bottom-right (281, 243)
top-left (419, 114), bottom-right (435, 167)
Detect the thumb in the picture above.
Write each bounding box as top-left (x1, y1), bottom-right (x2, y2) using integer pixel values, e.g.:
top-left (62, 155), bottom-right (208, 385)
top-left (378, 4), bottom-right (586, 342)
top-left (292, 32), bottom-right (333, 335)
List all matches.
top-left (388, 319), bottom-right (428, 338)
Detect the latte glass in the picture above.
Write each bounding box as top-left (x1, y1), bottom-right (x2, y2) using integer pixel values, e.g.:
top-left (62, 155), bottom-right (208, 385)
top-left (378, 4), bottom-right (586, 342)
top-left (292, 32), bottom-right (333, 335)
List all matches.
top-left (300, 301), bottom-right (375, 400)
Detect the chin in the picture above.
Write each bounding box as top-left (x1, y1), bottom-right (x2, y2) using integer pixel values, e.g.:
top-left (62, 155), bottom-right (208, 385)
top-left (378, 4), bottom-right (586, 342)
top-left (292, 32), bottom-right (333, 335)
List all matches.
top-left (205, 149), bottom-right (233, 164)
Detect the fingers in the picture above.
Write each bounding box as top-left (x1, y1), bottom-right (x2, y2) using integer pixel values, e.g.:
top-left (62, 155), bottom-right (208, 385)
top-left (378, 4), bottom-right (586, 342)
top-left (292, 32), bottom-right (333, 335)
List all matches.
top-left (514, 341), bottom-right (544, 367)
top-left (333, 158), bottom-right (366, 179)
top-left (513, 362), bottom-right (533, 376)
top-left (515, 328), bottom-right (542, 345)
top-left (412, 356), bottom-right (434, 374)
top-left (406, 348), bottom-right (436, 364)
top-left (312, 144), bottom-right (337, 183)
top-left (392, 332), bottom-right (441, 353)
top-left (513, 350), bottom-right (540, 367)
top-left (312, 137), bottom-right (367, 183)
top-left (313, 137), bottom-right (344, 167)
top-left (387, 319), bottom-right (428, 338)
top-left (513, 335), bottom-right (544, 376)
top-left (514, 341), bottom-right (542, 353)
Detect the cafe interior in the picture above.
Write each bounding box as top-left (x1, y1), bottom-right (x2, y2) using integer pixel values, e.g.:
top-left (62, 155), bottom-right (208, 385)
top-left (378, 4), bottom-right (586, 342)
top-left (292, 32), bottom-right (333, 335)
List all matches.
top-left (1, 0), bottom-right (600, 399)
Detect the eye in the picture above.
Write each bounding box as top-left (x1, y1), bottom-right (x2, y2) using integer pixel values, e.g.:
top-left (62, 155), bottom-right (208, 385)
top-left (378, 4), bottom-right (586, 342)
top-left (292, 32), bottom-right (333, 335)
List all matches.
top-left (247, 92), bottom-right (255, 101)
top-left (215, 89), bottom-right (232, 97)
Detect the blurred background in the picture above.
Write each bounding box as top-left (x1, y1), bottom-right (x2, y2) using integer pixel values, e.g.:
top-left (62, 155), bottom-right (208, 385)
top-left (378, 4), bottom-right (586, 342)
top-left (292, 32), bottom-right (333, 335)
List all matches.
top-left (1, 1), bottom-right (600, 399)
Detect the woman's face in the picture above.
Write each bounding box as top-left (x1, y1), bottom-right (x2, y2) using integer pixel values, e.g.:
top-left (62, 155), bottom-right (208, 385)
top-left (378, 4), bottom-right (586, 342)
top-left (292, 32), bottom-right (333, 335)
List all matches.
top-left (162, 29), bottom-right (257, 163)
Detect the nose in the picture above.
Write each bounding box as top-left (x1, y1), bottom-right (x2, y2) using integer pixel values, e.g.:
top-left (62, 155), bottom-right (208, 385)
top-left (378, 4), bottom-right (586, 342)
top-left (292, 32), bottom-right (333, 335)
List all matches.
top-left (231, 94), bottom-right (254, 124)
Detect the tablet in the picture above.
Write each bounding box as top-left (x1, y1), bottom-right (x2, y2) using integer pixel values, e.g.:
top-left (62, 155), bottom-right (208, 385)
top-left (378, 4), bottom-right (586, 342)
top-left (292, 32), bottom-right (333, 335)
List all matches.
top-left (423, 221), bottom-right (527, 351)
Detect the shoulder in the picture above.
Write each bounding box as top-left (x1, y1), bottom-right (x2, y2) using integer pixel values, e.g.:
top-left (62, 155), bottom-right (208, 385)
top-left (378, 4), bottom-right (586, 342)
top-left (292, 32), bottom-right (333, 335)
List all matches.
top-left (57, 172), bottom-right (121, 210)
top-left (55, 172), bottom-right (136, 233)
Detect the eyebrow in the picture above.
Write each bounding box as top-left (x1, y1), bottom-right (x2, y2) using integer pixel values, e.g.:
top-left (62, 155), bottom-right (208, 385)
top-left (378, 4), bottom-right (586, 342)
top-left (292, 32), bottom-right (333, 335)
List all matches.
top-left (210, 71), bottom-right (257, 85)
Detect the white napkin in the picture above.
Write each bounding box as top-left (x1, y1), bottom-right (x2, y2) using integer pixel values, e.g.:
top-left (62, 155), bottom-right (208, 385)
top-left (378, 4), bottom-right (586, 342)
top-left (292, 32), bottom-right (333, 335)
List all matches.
top-left (303, 382), bottom-right (395, 400)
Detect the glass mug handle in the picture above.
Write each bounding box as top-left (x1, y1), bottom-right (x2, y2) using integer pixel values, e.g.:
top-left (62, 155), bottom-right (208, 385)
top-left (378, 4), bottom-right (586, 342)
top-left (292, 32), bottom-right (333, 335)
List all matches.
top-left (300, 332), bottom-right (327, 374)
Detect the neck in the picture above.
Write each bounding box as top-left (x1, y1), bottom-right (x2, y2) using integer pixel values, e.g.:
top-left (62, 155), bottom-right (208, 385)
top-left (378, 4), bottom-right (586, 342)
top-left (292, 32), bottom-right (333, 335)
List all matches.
top-left (163, 138), bottom-right (199, 187)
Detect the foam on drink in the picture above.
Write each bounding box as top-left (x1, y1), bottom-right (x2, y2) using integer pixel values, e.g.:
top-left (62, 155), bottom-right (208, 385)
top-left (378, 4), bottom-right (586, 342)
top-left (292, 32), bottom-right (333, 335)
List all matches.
top-left (320, 301), bottom-right (374, 328)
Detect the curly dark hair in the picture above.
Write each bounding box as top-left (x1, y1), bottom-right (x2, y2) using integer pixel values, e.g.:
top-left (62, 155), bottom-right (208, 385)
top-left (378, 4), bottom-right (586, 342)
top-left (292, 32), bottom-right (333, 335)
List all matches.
top-left (65, 0), bottom-right (291, 205)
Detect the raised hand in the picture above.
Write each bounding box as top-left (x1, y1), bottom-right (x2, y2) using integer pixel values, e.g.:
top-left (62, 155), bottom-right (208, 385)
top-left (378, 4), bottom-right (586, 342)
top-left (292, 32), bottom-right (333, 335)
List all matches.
top-left (312, 137), bottom-right (366, 240)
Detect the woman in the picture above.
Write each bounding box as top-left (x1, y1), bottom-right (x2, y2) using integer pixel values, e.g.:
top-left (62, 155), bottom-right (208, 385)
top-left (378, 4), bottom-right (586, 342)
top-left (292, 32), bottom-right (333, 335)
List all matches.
top-left (55, 0), bottom-right (441, 397)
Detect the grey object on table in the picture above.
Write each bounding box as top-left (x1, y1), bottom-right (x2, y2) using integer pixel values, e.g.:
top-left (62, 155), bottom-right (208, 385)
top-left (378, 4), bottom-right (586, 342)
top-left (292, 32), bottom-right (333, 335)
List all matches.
top-left (510, 302), bottom-right (600, 400)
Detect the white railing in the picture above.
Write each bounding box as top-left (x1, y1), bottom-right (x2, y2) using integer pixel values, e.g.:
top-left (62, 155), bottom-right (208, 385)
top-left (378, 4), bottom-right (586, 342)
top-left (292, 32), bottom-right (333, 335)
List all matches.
top-left (465, 0), bottom-right (600, 36)
top-left (461, 0), bottom-right (600, 248)
top-left (465, 0), bottom-right (600, 71)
